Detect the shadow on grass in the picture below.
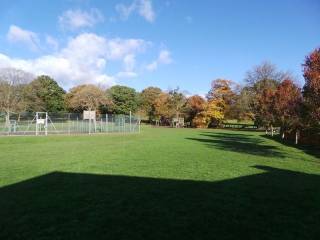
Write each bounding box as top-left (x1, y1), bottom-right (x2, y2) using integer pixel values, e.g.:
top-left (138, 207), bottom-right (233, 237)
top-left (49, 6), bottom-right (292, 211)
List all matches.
top-left (187, 132), bottom-right (285, 158)
top-left (262, 135), bottom-right (320, 159)
top-left (1, 166), bottom-right (319, 240)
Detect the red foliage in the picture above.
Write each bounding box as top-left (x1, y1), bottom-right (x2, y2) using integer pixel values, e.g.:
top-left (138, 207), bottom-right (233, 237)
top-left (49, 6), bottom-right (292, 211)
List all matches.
top-left (186, 95), bottom-right (206, 113)
top-left (185, 95), bottom-right (206, 127)
top-left (273, 79), bottom-right (302, 128)
top-left (303, 48), bottom-right (320, 122)
top-left (255, 87), bottom-right (276, 126)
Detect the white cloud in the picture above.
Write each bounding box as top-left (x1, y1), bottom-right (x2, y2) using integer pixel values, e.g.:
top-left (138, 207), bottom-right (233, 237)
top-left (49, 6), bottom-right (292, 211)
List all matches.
top-left (46, 35), bottom-right (59, 51)
top-left (7, 25), bottom-right (60, 52)
top-left (158, 50), bottom-right (172, 64)
top-left (116, 2), bottom-right (136, 20)
top-left (7, 25), bottom-right (40, 51)
top-left (116, 71), bottom-right (138, 78)
top-left (146, 49), bottom-right (172, 71)
top-left (139, 0), bottom-right (155, 22)
top-left (0, 33), bottom-right (150, 89)
top-left (117, 54), bottom-right (138, 78)
top-left (116, 0), bottom-right (155, 23)
top-left (123, 54), bottom-right (136, 71)
top-left (106, 38), bottom-right (149, 60)
top-left (59, 8), bottom-right (104, 30)
top-left (146, 61), bottom-right (158, 71)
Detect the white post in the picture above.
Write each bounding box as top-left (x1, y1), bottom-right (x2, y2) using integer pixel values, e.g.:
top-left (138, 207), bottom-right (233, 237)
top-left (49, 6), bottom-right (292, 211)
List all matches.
top-left (81, 119), bottom-right (84, 133)
top-left (106, 114), bottom-right (108, 133)
top-left (112, 116), bottom-right (114, 132)
top-left (45, 112), bottom-right (48, 136)
top-left (129, 111), bottom-right (132, 132)
top-left (88, 111), bottom-right (91, 135)
top-left (68, 113), bottom-right (70, 135)
top-left (6, 112), bottom-right (10, 134)
top-left (138, 116), bottom-right (141, 133)
top-left (36, 112), bottom-right (38, 136)
top-left (122, 116), bottom-right (124, 133)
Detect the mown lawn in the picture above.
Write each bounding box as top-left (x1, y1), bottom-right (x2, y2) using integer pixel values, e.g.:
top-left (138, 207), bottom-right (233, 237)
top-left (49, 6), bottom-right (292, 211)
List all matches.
top-left (0, 126), bottom-right (319, 239)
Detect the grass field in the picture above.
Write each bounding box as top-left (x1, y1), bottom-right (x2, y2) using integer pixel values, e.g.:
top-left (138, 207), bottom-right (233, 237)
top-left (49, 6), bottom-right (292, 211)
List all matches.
top-left (0, 126), bottom-right (319, 239)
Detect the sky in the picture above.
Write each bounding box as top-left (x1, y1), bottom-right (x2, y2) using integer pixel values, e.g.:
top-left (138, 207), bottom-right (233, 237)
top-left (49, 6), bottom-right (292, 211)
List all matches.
top-left (0, 0), bottom-right (319, 95)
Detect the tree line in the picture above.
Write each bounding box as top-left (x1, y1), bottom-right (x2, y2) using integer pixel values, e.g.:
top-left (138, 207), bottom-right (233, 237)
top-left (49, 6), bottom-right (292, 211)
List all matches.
top-left (0, 48), bottom-right (319, 145)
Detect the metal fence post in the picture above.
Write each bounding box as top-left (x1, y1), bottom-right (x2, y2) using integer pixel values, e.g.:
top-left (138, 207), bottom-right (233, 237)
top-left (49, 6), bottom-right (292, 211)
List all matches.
top-left (106, 114), bottom-right (108, 133)
top-left (129, 111), bottom-right (132, 132)
top-left (68, 113), bottom-right (71, 135)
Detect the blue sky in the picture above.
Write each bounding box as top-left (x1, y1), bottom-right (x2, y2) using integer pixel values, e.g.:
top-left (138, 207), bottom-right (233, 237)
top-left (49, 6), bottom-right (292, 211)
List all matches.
top-left (0, 0), bottom-right (319, 94)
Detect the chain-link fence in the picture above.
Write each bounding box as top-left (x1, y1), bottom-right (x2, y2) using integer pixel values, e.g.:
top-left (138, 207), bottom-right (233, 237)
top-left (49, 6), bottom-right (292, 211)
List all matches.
top-left (0, 112), bottom-right (140, 136)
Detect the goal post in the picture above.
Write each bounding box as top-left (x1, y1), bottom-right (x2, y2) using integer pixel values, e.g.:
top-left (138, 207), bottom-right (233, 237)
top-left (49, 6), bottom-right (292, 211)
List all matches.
top-left (36, 112), bottom-right (48, 136)
top-left (83, 110), bottom-right (96, 134)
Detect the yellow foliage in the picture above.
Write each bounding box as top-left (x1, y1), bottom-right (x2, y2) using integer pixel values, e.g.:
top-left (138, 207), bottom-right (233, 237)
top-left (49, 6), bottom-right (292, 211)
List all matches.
top-left (192, 99), bottom-right (225, 127)
top-left (206, 99), bottom-right (225, 122)
top-left (192, 112), bottom-right (209, 128)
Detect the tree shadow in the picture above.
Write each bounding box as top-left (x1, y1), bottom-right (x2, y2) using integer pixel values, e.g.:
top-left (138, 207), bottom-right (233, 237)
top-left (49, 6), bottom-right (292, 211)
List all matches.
top-left (1, 166), bottom-right (319, 239)
top-left (263, 135), bottom-right (320, 160)
top-left (187, 132), bottom-right (285, 158)
top-left (200, 131), bottom-right (256, 137)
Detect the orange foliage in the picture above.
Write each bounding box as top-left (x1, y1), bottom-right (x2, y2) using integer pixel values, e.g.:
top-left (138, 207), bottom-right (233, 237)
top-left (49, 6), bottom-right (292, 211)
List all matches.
top-left (303, 48), bottom-right (320, 122)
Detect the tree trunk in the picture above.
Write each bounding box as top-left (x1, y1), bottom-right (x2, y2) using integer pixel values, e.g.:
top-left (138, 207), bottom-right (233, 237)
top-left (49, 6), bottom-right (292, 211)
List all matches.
top-left (176, 111), bottom-right (179, 128)
top-left (295, 130), bottom-right (299, 145)
top-left (5, 111), bottom-right (10, 128)
top-left (271, 125), bottom-right (274, 137)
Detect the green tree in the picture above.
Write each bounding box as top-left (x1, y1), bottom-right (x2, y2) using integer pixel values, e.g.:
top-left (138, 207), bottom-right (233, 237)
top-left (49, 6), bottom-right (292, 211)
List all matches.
top-left (140, 87), bottom-right (162, 121)
top-left (26, 75), bottom-right (66, 112)
top-left (167, 88), bottom-right (187, 119)
top-left (232, 87), bottom-right (254, 121)
top-left (106, 85), bottom-right (139, 114)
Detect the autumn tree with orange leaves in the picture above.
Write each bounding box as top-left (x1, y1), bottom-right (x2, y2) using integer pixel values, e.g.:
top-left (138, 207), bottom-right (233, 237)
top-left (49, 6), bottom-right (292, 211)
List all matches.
top-left (66, 84), bottom-right (110, 112)
top-left (154, 92), bottom-right (171, 120)
top-left (254, 87), bottom-right (277, 131)
top-left (303, 48), bottom-right (320, 125)
top-left (185, 95), bottom-right (206, 127)
top-left (273, 79), bottom-right (302, 140)
top-left (206, 79), bottom-right (237, 126)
